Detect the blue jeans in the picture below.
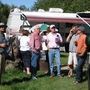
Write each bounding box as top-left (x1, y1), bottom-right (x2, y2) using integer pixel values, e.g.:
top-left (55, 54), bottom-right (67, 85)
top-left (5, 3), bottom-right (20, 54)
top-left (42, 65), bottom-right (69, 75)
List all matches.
top-left (48, 48), bottom-right (61, 75)
top-left (31, 52), bottom-right (40, 76)
top-left (75, 54), bottom-right (87, 82)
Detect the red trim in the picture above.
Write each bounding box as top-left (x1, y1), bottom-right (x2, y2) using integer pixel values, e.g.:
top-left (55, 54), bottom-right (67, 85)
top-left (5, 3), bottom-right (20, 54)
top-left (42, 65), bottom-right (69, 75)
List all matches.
top-left (27, 16), bottom-right (90, 24)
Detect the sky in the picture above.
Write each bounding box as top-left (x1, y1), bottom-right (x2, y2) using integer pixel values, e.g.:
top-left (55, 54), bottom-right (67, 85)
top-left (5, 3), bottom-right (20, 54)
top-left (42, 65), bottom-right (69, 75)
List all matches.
top-left (1, 0), bottom-right (36, 9)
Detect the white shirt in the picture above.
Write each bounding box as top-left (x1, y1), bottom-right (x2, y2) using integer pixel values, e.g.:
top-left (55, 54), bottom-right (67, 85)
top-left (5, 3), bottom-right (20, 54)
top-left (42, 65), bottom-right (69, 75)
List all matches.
top-left (47, 32), bottom-right (63, 48)
top-left (42, 35), bottom-right (48, 50)
top-left (20, 36), bottom-right (30, 51)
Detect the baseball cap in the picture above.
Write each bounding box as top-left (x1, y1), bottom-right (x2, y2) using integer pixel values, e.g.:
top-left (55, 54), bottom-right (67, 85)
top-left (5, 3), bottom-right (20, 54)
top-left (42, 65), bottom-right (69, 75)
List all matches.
top-left (50, 24), bottom-right (56, 29)
top-left (78, 26), bottom-right (85, 32)
top-left (0, 22), bottom-right (6, 27)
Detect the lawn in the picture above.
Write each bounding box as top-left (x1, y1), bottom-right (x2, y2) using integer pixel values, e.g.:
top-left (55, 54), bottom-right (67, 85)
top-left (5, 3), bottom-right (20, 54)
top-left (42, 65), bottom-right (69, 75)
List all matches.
top-left (0, 52), bottom-right (88, 90)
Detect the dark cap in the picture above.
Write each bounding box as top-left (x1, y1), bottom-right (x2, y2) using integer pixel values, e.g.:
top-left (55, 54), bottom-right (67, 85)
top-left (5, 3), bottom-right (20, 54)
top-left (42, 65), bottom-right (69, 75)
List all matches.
top-left (78, 26), bottom-right (85, 32)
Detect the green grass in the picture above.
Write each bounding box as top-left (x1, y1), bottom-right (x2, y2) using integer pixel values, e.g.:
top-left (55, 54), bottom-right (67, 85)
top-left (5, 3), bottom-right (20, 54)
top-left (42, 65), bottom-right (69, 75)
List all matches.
top-left (0, 52), bottom-right (88, 90)
top-left (61, 52), bottom-right (68, 65)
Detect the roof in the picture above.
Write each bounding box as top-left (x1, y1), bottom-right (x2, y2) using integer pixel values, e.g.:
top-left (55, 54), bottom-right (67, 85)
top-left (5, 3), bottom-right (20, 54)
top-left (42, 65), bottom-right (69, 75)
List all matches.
top-left (22, 11), bottom-right (90, 24)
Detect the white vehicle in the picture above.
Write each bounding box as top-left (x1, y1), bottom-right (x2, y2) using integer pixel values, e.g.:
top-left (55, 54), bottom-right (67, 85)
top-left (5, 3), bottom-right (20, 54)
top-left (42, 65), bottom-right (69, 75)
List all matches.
top-left (6, 8), bottom-right (90, 53)
top-left (6, 8), bottom-right (90, 36)
top-left (6, 8), bottom-right (30, 35)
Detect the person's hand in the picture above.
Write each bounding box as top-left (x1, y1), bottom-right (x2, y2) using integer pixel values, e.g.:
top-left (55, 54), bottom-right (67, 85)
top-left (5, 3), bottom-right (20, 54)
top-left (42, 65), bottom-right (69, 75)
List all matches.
top-left (77, 52), bottom-right (85, 56)
top-left (70, 26), bottom-right (77, 34)
top-left (70, 27), bottom-right (75, 34)
top-left (78, 53), bottom-right (83, 56)
top-left (0, 43), bottom-right (6, 47)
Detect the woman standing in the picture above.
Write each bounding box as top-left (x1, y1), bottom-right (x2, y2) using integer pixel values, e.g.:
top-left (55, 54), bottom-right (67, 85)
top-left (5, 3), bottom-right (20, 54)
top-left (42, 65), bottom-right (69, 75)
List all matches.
top-left (19, 30), bottom-right (31, 75)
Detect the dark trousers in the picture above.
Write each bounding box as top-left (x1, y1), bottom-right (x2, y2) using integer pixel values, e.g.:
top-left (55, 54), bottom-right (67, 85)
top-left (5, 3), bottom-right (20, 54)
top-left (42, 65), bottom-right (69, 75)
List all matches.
top-left (45, 50), bottom-right (50, 74)
top-left (21, 51), bottom-right (31, 68)
top-left (0, 53), bottom-right (6, 84)
top-left (75, 54), bottom-right (87, 82)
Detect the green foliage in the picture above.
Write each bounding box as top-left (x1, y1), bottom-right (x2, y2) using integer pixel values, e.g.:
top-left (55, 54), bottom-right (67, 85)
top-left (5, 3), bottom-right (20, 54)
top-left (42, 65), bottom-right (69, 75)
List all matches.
top-left (0, 0), bottom-right (90, 26)
top-left (0, 1), bottom-right (29, 24)
top-left (32, 0), bottom-right (90, 12)
top-left (0, 1), bottom-right (10, 23)
top-left (19, 5), bottom-right (29, 11)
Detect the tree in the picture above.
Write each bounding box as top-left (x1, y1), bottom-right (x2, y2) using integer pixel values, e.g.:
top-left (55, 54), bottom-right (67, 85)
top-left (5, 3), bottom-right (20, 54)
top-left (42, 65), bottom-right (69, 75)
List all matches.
top-left (19, 5), bottom-right (29, 11)
top-left (32, 0), bottom-right (90, 12)
top-left (0, 1), bottom-right (29, 23)
top-left (0, 1), bottom-right (10, 23)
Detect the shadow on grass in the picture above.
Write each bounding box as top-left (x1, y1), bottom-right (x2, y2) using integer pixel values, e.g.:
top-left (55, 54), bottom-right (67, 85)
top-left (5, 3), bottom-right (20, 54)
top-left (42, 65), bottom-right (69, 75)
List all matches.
top-left (1, 76), bottom-right (32, 85)
top-left (1, 69), bottom-right (88, 85)
top-left (38, 72), bottom-right (50, 78)
top-left (38, 69), bottom-right (69, 78)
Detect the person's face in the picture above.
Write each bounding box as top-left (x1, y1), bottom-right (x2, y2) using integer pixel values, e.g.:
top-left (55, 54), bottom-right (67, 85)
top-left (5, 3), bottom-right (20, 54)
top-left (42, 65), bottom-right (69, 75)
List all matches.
top-left (50, 27), bottom-right (56, 33)
top-left (34, 28), bottom-right (40, 34)
top-left (76, 29), bottom-right (82, 34)
top-left (73, 29), bottom-right (78, 34)
top-left (0, 26), bottom-right (5, 32)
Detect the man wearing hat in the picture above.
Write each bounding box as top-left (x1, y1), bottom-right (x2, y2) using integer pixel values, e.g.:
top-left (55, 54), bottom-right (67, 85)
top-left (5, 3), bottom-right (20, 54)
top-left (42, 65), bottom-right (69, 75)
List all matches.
top-left (74, 26), bottom-right (87, 84)
top-left (0, 22), bottom-right (7, 84)
top-left (47, 24), bottom-right (63, 77)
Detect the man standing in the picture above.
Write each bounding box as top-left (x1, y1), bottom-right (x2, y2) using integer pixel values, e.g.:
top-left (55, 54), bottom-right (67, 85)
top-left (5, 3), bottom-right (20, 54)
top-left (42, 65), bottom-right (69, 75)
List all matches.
top-left (74, 26), bottom-right (87, 84)
top-left (47, 25), bottom-right (63, 77)
top-left (66, 26), bottom-right (79, 77)
top-left (29, 26), bottom-right (41, 80)
top-left (0, 22), bottom-right (7, 84)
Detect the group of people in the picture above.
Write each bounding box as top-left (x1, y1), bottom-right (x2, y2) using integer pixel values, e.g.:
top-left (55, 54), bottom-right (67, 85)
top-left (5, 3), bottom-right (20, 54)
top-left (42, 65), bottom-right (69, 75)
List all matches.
top-left (18, 24), bottom-right (63, 80)
top-left (0, 22), bottom-right (88, 84)
top-left (66, 26), bottom-right (87, 84)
